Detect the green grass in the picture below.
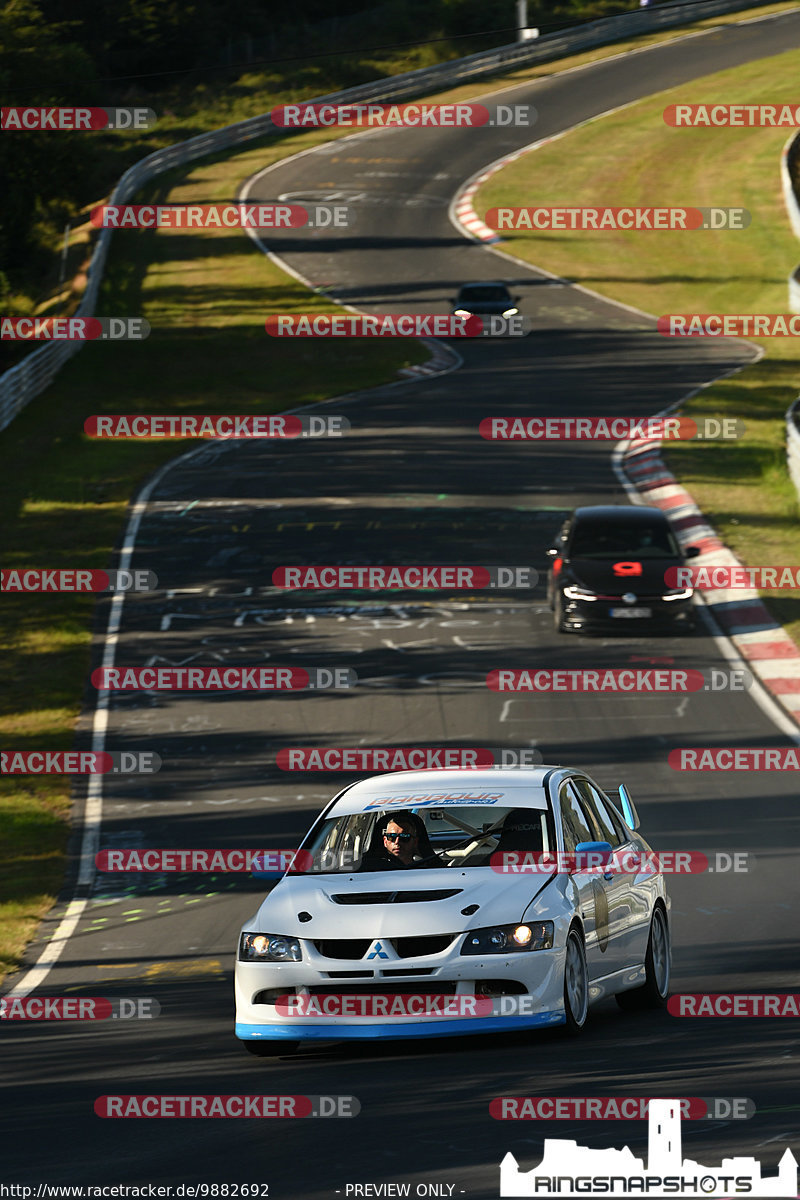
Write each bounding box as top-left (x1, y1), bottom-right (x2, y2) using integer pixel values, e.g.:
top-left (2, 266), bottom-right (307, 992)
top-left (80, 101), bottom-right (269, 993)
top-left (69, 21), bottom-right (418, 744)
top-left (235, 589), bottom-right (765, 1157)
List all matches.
top-left (475, 46), bottom-right (800, 642)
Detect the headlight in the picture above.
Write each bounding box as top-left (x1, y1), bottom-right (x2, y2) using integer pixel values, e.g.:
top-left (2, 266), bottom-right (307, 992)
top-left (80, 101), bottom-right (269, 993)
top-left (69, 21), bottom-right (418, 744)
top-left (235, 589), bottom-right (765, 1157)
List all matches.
top-left (563, 585), bottom-right (598, 601)
top-left (453, 308), bottom-right (471, 317)
top-left (502, 307), bottom-right (519, 317)
top-left (662, 587), bottom-right (693, 601)
top-left (239, 932), bottom-right (302, 962)
top-left (461, 922), bottom-right (554, 955)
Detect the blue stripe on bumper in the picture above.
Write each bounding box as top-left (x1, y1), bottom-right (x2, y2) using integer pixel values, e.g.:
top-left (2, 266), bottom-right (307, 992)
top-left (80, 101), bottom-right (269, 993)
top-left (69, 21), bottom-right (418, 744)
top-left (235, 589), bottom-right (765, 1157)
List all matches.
top-left (236, 1012), bottom-right (564, 1042)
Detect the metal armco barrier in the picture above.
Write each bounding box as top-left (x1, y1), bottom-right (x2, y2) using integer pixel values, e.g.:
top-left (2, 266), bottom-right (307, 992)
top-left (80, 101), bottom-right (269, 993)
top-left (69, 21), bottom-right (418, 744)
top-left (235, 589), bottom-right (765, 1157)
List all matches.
top-left (0, 0), bottom-right (778, 432)
top-left (787, 397), bottom-right (800, 502)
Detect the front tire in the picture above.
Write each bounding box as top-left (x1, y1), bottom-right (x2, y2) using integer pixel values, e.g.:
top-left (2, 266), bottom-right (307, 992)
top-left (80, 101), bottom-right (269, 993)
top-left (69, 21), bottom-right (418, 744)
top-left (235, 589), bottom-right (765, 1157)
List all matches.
top-left (562, 927), bottom-right (589, 1034)
top-left (616, 905), bottom-right (670, 1011)
top-left (242, 1039), bottom-right (299, 1057)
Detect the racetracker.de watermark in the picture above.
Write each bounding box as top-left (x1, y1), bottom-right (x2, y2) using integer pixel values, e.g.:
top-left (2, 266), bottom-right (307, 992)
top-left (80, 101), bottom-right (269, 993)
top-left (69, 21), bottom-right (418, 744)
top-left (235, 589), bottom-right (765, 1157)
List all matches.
top-left (1, 107), bottom-right (156, 130)
top-left (1, 318), bottom-right (149, 341)
top-left (479, 416), bottom-right (744, 440)
top-left (0, 997), bottom-right (159, 1019)
top-left (95, 849), bottom-right (310, 872)
top-left (2, 751), bottom-right (160, 775)
top-left (665, 565), bottom-right (800, 589)
top-left (1, 569), bottom-right (156, 592)
top-left (485, 207), bottom-right (749, 231)
top-left (94, 1095), bottom-right (359, 1118)
top-left (89, 204), bottom-right (348, 229)
top-left (664, 103), bottom-right (800, 126)
top-left (659, 314), bottom-right (800, 336)
top-left (668, 993), bottom-right (800, 1016)
top-left (277, 747), bottom-right (495, 771)
top-left (669, 747), bottom-right (800, 770)
top-left (489, 1097), bottom-right (755, 1121)
top-left (83, 414), bottom-right (348, 438)
top-left (90, 667), bottom-right (356, 690)
top-left (272, 566), bottom-right (536, 589)
top-left (270, 102), bottom-right (535, 128)
top-left (265, 314), bottom-right (483, 337)
top-left (486, 668), bottom-right (753, 693)
top-left (488, 850), bottom-right (752, 874)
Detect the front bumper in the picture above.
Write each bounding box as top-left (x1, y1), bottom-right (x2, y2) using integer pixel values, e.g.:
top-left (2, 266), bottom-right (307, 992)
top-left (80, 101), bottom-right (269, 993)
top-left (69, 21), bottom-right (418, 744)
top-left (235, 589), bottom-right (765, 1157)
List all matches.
top-left (235, 942), bottom-right (564, 1042)
top-left (561, 593), bottom-right (695, 632)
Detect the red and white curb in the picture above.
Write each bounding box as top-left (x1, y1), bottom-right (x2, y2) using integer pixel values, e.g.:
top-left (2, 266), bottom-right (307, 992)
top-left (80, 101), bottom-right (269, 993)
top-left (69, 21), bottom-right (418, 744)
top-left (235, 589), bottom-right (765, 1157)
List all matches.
top-left (398, 338), bottom-right (461, 377)
top-left (622, 437), bottom-right (800, 728)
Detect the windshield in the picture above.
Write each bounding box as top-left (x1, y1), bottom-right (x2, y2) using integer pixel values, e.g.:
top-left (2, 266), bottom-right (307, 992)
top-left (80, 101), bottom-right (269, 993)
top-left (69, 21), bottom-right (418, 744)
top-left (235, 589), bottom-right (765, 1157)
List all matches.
top-left (569, 520), bottom-right (679, 559)
top-left (294, 804), bottom-right (555, 874)
top-left (458, 285), bottom-right (509, 302)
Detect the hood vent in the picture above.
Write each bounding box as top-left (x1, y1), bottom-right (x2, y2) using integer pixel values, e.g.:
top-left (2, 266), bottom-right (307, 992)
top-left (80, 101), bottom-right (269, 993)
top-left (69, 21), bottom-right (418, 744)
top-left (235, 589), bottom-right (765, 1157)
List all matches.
top-left (331, 889), bottom-right (462, 905)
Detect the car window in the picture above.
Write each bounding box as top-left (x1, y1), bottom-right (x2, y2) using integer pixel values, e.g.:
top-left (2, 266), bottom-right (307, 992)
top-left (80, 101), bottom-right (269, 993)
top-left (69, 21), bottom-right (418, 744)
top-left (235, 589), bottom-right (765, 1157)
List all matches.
top-left (573, 779), bottom-right (627, 847)
top-left (568, 519), bottom-right (678, 559)
top-left (558, 782), bottom-right (595, 853)
top-left (459, 285), bottom-right (508, 301)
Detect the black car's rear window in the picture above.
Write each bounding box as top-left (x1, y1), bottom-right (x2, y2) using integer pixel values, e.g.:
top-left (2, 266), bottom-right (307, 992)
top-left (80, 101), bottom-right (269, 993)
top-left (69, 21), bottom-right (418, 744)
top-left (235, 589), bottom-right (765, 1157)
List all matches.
top-left (569, 520), bottom-right (679, 558)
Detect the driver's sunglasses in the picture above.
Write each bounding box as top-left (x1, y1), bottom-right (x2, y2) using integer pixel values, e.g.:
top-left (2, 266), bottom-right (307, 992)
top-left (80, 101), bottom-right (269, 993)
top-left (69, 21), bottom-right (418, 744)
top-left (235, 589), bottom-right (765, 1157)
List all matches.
top-left (383, 831), bottom-right (412, 842)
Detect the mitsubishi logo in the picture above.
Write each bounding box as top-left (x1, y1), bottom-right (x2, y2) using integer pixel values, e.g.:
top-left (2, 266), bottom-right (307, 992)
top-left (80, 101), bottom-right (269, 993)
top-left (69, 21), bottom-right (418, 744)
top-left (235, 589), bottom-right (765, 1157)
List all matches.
top-left (366, 940), bottom-right (391, 960)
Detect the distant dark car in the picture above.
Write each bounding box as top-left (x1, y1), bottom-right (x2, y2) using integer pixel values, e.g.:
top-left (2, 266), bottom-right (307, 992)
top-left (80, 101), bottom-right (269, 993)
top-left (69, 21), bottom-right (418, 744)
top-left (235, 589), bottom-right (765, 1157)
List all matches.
top-left (452, 282), bottom-right (520, 318)
top-left (546, 505), bottom-right (700, 634)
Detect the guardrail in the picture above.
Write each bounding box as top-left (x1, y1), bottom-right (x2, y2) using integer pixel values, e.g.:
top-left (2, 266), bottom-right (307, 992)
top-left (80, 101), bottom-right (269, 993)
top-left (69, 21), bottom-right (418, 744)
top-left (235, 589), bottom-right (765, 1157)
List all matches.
top-left (783, 130), bottom-right (800, 313)
top-left (0, 0), bottom-right (778, 433)
top-left (782, 131), bottom-right (800, 502)
top-left (787, 397), bottom-right (800, 500)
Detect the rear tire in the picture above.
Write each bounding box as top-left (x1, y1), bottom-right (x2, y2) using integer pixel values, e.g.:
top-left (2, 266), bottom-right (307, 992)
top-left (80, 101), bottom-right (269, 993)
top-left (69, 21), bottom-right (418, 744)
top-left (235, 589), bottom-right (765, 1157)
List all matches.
top-left (242, 1040), bottom-right (300, 1057)
top-left (562, 927), bottom-right (589, 1034)
top-left (616, 905), bottom-right (670, 1011)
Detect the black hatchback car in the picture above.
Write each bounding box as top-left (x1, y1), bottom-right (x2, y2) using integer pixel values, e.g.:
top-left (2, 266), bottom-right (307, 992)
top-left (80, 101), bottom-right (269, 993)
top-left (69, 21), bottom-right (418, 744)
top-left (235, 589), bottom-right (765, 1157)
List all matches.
top-left (546, 505), bottom-right (700, 633)
top-left (451, 282), bottom-right (520, 317)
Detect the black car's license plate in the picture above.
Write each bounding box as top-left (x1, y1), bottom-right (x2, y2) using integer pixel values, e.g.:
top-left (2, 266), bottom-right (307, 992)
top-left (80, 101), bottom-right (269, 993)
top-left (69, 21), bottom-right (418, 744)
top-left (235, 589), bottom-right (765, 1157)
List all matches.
top-left (609, 607), bottom-right (652, 618)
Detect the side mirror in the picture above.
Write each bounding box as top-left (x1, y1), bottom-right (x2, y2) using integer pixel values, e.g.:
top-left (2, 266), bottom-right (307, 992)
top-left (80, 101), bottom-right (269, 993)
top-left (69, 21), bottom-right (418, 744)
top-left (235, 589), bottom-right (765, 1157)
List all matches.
top-left (684, 545), bottom-right (701, 559)
top-left (618, 784), bottom-right (640, 830)
top-left (574, 841), bottom-right (613, 869)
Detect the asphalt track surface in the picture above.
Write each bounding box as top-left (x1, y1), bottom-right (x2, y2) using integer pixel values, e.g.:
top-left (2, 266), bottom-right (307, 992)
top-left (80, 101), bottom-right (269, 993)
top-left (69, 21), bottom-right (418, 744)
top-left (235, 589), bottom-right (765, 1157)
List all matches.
top-left (4, 12), bottom-right (800, 1199)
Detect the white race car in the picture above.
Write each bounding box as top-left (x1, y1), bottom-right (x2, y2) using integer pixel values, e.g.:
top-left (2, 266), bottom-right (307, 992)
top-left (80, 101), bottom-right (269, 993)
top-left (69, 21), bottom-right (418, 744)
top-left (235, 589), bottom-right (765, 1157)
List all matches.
top-left (235, 767), bottom-right (671, 1054)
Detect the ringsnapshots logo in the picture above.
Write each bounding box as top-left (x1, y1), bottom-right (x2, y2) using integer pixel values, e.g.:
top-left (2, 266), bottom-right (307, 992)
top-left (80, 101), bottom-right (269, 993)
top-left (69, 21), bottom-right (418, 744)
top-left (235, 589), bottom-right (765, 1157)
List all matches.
top-left (1, 317), bottom-right (149, 341)
top-left (270, 102), bottom-right (536, 129)
top-left (480, 416), bottom-right (744, 441)
top-left (90, 203), bottom-right (351, 229)
top-left (498, 1097), bottom-right (797, 1197)
top-left (485, 207), bottom-right (749, 231)
top-left (1, 568), bottom-right (157, 592)
top-left (83, 414), bottom-right (348, 439)
top-left (0, 996), bottom-right (159, 1019)
top-left (90, 666), bottom-right (356, 691)
top-left (2, 751), bottom-right (160, 775)
top-left (94, 1095), bottom-right (359, 1118)
top-left (272, 566), bottom-right (537, 590)
top-left (1, 107), bottom-right (156, 131)
top-left (486, 668), bottom-right (753, 694)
